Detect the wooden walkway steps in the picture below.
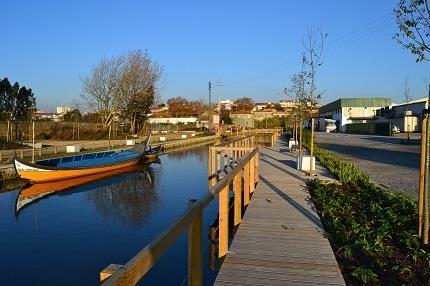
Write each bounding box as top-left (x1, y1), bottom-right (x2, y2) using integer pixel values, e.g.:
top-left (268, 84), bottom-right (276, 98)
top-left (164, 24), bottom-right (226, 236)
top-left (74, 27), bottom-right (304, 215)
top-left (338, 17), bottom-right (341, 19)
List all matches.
top-left (214, 140), bottom-right (345, 285)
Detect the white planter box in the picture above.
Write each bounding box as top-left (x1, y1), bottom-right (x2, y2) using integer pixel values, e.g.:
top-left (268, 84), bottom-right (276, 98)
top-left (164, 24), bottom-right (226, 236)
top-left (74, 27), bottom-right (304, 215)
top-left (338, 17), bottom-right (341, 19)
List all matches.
top-left (297, 155), bottom-right (315, 171)
top-left (159, 136), bottom-right (166, 141)
top-left (288, 140), bottom-right (298, 149)
top-left (181, 135), bottom-right (187, 139)
top-left (66, 145), bottom-right (81, 153)
top-left (126, 139), bottom-right (136, 146)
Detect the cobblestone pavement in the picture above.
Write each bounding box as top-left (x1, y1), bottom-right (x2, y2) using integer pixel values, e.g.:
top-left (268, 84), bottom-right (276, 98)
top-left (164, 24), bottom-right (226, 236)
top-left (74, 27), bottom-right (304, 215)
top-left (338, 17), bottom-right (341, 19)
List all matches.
top-left (315, 132), bottom-right (421, 198)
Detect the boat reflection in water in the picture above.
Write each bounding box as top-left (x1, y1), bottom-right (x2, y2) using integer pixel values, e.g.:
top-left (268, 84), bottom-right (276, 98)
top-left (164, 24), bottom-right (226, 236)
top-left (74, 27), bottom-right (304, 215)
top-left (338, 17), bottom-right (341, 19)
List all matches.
top-left (15, 158), bottom-right (161, 222)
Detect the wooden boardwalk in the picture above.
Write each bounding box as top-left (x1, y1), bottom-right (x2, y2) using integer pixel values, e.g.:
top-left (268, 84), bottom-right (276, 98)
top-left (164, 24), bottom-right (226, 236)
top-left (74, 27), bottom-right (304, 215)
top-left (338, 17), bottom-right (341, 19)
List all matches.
top-left (215, 140), bottom-right (345, 285)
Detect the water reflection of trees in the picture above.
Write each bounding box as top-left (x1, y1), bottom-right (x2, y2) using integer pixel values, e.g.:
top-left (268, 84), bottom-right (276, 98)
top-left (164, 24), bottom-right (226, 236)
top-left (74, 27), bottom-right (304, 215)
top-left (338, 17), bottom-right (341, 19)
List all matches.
top-left (86, 167), bottom-right (161, 227)
top-left (167, 145), bottom-right (208, 162)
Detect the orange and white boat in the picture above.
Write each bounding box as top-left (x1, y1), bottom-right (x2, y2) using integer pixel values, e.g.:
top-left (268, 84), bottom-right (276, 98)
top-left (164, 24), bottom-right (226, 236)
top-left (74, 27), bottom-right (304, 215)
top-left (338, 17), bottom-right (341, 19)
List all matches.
top-left (14, 136), bottom-right (162, 183)
top-left (14, 160), bottom-right (159, 214)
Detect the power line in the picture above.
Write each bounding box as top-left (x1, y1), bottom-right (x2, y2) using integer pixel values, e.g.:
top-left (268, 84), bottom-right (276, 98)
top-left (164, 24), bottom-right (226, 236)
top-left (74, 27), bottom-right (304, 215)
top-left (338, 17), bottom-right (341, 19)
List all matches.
top-left (223, 12), bottom-right (397, 87)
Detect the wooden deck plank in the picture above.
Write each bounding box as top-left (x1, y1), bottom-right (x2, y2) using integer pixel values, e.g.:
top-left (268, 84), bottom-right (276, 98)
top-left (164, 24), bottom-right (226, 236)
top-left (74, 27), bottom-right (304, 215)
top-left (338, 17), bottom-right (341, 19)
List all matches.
top-left (215, 138), bottom-right (345, 285)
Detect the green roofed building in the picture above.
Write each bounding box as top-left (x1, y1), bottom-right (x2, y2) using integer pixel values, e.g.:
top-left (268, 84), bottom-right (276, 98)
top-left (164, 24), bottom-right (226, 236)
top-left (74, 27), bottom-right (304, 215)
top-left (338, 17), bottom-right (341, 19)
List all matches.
top-left (318, 98), bottom-right (391, 132)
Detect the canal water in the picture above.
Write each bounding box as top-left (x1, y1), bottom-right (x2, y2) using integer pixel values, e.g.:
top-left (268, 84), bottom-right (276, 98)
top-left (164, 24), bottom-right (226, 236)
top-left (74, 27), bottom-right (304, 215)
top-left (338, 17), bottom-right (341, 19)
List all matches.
top-left (0, 145), bottom-right (220, 285)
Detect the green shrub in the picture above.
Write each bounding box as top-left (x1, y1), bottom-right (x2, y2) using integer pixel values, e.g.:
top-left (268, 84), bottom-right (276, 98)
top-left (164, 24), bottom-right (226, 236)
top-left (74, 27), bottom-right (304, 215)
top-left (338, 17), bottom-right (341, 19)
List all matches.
top-left (299, 128), bottom-right (430, 285)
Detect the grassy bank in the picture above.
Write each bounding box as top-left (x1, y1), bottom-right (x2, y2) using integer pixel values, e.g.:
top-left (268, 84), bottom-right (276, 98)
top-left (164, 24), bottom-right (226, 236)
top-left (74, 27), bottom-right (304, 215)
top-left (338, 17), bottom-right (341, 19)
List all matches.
top-left (0, 169), bottom-right (26, 192)
top-left (300, 130), bottom-right (430, 285)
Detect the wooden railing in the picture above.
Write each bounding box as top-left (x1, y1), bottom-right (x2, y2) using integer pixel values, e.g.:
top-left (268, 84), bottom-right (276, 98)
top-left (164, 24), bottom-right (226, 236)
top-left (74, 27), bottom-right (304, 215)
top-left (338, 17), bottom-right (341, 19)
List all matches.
top-left (99, 136), bottom-right (259, 286)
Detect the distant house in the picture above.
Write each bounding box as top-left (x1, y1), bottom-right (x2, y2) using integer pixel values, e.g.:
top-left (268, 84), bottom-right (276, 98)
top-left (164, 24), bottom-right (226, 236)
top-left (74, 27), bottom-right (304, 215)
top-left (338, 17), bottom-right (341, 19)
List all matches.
top-left (197, 111), bottom-right (220, 129)
top-left (252, 110), bottom-right (276, 121)
top-left (56, 106), bottom-right (72, 115)
top-left (33, 110), bottom-right (60, 121)
top-left (253, 102), bottom-right (271, 111)
top-left (279, 100), bottom-right (298, 109)
top-left (219, 100), bottom-right (235, 111)
top-left (375, 97), bottom-right (429, 132)
top-left (318, 98), bottom-right (392, 132)
top-left (150, 104), bottom-right (169, 114)
top-left (148, 117), bottom-right (198, 125)
top-left (230, 111), bottom-right (254, 128)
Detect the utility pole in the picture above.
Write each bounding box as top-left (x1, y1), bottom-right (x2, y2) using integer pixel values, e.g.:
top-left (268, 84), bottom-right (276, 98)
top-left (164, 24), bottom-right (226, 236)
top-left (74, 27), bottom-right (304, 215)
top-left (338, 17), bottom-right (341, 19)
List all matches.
top-left (208, 81), bottom-right (212, 130)
top-left (217, 80), bottom-right (223, 118)
top-left (217, 80), bottom-right (223, 133)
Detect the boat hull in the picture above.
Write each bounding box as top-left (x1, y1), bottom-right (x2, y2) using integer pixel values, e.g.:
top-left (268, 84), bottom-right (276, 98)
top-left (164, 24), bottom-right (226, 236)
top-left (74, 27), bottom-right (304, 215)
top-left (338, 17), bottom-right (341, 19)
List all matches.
top-left (14, 157), bottom-right (142, 183)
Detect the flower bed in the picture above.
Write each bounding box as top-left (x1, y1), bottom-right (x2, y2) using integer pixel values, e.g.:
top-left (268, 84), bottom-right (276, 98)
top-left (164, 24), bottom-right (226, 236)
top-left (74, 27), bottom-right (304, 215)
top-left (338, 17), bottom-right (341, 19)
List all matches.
top-left (301, 130), bottom-right (430, 285)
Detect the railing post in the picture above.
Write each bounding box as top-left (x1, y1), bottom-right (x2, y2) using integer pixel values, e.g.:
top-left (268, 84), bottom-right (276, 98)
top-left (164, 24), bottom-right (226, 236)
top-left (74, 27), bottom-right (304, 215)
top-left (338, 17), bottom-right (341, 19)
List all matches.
top-left (219, 185), bottom-right (229, 258)
top-left (250, 156), bottom-right (255, 193)
top-left (233, 172), bottom-right (242, 226)
top-left (188, 199), bottom-right (202, 286)
top-left (208, 147), bottom-right (213, 188)
top-left (100, 264), bottom-right (123, 283)
top-left (244, 162), bottom-right (250, 206)
top-left (217, 150), bottom-right (221, 175)
top-left (255, 151), bottom-right (259, 184)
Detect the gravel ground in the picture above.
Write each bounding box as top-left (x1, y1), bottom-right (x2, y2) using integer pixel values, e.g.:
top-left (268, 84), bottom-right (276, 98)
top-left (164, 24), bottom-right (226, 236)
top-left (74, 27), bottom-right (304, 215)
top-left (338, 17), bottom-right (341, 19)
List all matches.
top-left (315, 132), bottom-right (422, 198)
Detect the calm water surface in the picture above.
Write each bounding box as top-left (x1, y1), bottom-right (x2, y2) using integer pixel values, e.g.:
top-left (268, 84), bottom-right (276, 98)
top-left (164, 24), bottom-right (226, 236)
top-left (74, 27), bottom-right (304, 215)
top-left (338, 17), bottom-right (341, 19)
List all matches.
top-left (0, 145), bottom-right (219, 285)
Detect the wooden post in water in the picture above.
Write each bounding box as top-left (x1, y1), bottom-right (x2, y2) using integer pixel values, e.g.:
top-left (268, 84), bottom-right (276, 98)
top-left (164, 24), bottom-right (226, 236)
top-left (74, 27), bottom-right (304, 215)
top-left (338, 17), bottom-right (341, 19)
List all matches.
top-left (244, 162), bottom-right (250, 206)
top-left (233, 172), bottom-right (242, 226)
top-left (6, 120), bottom-right (10, 142)
top-left (54, 146), bottom-right (57, 154)
top-left (108, 125), bottom-right (112, 151)
top-left (218, 185), bottom-right (229, 258)
top-left (208, 147), bottom-right (213, 188)
top-left (32, 121), bottom-right (35, 163)
top-left (188, 199), bottom-right (202, 286)
top-left (20, 149), bottom-right (24, 159)
top-left (419, 111), bottom-right (427, 236)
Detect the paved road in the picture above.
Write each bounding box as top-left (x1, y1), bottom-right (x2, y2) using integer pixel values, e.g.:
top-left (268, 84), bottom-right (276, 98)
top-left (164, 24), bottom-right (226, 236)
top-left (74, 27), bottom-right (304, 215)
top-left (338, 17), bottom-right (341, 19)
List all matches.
top-left (315, 132), bottom-right (421, 198)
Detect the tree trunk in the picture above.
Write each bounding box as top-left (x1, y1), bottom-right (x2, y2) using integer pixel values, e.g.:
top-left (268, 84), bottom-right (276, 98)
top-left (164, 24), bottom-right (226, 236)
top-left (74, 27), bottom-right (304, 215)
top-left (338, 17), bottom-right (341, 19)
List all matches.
top-left (419, 111), bottom-right (427, 236)
top-left (309, 116), bottom-right (315, 176)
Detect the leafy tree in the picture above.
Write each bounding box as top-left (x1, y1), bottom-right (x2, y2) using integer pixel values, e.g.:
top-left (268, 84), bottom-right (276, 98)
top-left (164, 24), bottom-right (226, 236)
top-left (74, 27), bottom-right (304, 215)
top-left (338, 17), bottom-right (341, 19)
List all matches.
top-left (233, 97), bottom-right (254, 111)
top-left (167, 96), bottom-right (189, 117)
top-left (0, 77), bottom-right (36, 121)
top-left (63, 109), bottom-right (82, 122)
top-left (394, 0), bottom-right (430, 62)
top-left (220, 105), bottom-right (232, 124)
top-left (273, 103), bottom-right (284, 111)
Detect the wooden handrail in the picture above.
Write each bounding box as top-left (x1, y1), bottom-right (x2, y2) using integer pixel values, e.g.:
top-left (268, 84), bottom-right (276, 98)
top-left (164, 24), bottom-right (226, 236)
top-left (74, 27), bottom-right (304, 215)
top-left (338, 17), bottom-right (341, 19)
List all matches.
top-left (100, 137), bottom-right (259, 286)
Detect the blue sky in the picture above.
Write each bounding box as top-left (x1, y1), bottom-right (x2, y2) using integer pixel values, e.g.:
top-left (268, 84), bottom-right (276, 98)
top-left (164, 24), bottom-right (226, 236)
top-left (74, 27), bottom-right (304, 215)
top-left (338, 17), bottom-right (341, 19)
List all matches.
top-left (1, 0), bottom-right (429, 111)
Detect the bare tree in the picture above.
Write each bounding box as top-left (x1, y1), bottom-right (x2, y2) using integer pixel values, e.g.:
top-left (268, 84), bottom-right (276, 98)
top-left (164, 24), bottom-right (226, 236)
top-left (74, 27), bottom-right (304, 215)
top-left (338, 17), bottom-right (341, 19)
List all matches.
top-left (120, 50), bottom-right (163, 134)
top-left (303, 27), bottom-right (327, 176)
top-left (394, 0), bottom-right (430, 62)
top-left (81, 50), bottom-right (163, 132)
top-left (284, 57), bottom-right (307, 154)
top-left (81, 56), bottom-right (125, 127)
top-left (233, 97), bottom-right (254, 111)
